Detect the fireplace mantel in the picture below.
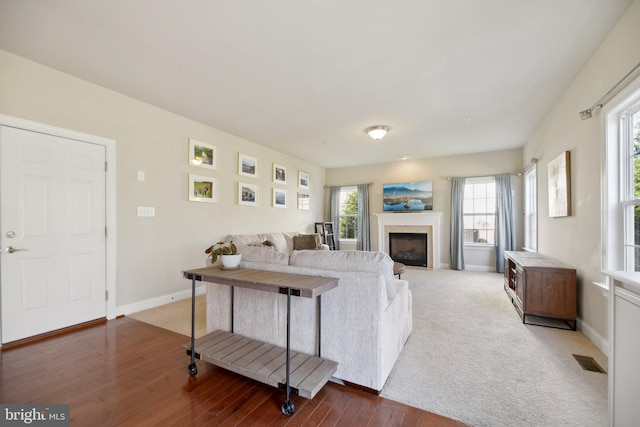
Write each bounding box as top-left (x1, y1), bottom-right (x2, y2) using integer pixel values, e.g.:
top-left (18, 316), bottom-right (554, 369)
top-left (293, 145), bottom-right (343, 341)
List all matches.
top-left (375, 212), bottom-right (444, 270)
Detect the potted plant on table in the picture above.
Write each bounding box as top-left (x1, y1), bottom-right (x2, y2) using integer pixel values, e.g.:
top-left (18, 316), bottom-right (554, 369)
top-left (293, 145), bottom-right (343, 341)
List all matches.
top-left (205, 241), bottom-right (241, 269)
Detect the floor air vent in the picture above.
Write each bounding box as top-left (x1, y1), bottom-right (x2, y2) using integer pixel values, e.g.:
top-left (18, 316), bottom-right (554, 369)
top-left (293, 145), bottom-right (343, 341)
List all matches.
top-left (572, 354), bottom-right (606, 374)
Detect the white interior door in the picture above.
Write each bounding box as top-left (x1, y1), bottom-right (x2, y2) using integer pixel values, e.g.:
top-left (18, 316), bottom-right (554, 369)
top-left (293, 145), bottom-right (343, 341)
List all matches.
top-left (0, 125), bottom-right (106, 343)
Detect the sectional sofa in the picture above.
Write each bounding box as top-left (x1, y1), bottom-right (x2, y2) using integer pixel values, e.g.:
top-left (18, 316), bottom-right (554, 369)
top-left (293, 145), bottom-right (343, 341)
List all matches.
top-left (204, 231), bottom-right (413, 392)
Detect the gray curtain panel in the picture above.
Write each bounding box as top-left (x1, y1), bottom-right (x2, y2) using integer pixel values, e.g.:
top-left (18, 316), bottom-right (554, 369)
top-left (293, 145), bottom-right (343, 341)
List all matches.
top-left (495, 173), bottom-right (516, 273)
top-left (329, 186), bottom-right (341, 250)
top-left (357, 184), bottom-right (371, 251)
top-left (449, 177), bottom-right (465, 270)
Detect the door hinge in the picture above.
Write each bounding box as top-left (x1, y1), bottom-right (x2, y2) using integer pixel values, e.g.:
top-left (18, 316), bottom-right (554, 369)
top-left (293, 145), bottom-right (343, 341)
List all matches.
top-left (105, 226), bottom-right (108, 237)
top-left (105, 290), bottom-right (109, 301)
top-left (105, 161), bottom-right (108, 172)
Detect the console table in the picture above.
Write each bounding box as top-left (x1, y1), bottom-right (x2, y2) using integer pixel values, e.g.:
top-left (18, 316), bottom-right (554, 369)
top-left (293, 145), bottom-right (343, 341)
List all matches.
top-left (182, 266), bottom-right (338, 416)
top-left (503, 251), bottom-right (577, 330)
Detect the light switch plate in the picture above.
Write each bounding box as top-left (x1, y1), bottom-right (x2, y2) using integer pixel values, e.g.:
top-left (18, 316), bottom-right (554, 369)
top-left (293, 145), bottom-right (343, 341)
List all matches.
top-left (137, 207), bottom-right (155, 217)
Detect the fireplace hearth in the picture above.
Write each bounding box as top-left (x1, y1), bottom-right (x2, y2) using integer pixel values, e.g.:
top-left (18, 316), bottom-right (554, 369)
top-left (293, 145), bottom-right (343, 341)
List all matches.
top-left (389, 232), bottom-right (428, 267)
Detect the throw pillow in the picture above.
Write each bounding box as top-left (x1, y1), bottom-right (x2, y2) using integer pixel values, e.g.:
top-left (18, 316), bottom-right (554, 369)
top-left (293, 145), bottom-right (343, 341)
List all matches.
top-left (293, 234), bottom-right (322, 250)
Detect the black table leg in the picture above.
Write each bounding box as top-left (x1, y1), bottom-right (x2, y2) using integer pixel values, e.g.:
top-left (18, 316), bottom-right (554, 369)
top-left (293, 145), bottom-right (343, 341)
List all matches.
top-left (281, 287), bottom-right (295, 416)
top-left (187, 276), bottom-right (198, 376)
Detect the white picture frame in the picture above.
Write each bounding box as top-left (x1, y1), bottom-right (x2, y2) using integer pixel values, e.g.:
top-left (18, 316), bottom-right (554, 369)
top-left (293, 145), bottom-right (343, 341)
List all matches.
top-left (238, 182), bottom-right (258, 206)
top-left (298, 171), bottom-right (310, 189)
top-left (297, 192), bottom-right (310, 210)
top-left (273, 188), bottom-right (287, 208)
top-left (273, 163), bottom-right (287, 185)
top-left (188, 138), bottom-right (216, 170)
top-left (188, 174), bottom-right (217, 203)
top-left (238, 153), bottom-right (258, 178)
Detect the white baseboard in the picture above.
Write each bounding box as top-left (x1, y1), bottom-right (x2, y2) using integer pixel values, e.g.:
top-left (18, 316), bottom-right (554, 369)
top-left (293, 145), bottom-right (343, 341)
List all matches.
top-left (116, 285), bottom-right (206, 317)
top-left (464, 264), bottom-right (495, 272)
top-left (577, 317), bottom-right (609, 357)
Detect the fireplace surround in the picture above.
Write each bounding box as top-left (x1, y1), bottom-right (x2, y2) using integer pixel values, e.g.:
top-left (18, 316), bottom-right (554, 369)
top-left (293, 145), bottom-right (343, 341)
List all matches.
top-left (375, 212), bottom-right (444, 270)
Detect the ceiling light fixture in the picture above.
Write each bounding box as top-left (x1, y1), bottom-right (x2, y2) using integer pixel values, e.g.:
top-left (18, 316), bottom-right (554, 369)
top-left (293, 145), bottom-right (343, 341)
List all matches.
top-left (365, 125), bottom-right (389, 141)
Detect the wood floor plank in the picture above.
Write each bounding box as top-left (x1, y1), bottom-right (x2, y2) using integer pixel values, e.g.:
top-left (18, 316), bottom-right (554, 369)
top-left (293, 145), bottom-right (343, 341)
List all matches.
top-left (0, 317), bottom-right (469, 427)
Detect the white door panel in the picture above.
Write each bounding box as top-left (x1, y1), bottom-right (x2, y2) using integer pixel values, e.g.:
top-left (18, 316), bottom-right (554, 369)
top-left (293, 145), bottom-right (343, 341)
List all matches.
top-left (1, 125), bottom-right (106, 343)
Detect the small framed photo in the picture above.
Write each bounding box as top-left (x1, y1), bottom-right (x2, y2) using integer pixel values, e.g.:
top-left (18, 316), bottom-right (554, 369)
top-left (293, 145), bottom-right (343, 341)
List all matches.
top-left (238, 182), bottom-right (258, 206)
top-left (188, 174), bottom-right (217, 203)
top-left (298, 171), bottom-right (310, 189)
top-left (273, 163), bottom-right (287, 185)
top-left (188, 138), bottom-right (216, 170)
top-left (273, 188), bottom-right (287, 208)
top-left (239, 153), bottom-right (258, 178)
top-left (297, 192), bottom-right (310, 210)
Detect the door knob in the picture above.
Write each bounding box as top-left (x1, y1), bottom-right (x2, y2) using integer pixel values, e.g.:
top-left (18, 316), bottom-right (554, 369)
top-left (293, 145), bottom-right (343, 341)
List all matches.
top-left (6, 246), bottom-right (28, 253)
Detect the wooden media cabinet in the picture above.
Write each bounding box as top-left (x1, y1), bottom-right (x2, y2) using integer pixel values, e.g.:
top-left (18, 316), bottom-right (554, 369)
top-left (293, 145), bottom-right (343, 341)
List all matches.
top-left (503, 251), bottom-right (577, 330)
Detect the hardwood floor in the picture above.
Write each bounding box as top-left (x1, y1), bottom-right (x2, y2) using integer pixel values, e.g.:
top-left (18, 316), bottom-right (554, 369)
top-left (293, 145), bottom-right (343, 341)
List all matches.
top-left (0, 318), bottom-right (469, 426)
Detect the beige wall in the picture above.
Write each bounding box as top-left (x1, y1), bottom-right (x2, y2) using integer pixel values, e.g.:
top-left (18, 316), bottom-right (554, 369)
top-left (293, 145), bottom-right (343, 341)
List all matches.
top-left (522, 0), bottom-right (640, 351)
top-left (326, 148), bottom-right (524, 269)
top-left (0, 50), bottom-right (325, 309)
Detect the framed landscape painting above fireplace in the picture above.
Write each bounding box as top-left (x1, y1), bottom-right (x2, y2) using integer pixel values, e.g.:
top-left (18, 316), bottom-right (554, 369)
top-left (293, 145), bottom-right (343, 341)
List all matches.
top-left (383, 181), bottom-right (433, 212)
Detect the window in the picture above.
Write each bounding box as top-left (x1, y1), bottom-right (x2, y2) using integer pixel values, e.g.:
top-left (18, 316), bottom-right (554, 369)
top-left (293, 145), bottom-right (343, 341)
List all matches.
top-left (463, 177), bottom-right (496, 245)
top-left (524, 164), bottom-right (537, 251)
top-left (622, 106), bottom-right (640, 271)
top-left (339, 186), bottom-right (358, 240)
top-left (604, 77), bottom-right (640, 273)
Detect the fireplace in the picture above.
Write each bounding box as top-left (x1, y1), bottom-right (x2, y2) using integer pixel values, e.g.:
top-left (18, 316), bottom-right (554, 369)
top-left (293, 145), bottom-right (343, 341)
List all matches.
top-left (389, 233), bottom-right (427, 267)
top-left (375, 212), bottom-right (443, 270)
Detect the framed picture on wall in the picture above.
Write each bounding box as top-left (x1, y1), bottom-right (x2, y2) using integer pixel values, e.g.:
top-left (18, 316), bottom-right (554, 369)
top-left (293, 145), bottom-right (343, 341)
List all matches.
top-left (188, 138), bottom-right (217, 170)
top-left (238, 153), bottom-right (258, 178)
top-left (548, 150), bottom-right (571, 217)
top-left (298, 171), bottom-right (310, 189)
top-left (297, 192), bottom-right (310, 210)
top-left (273, 163), bottom-right (287, 185)
top-left (238, 182), bottom-right (258, 206)
top-left (188, 174), bottom-right (217, 203)
top-left (273, 188), bottom-right (287, 208)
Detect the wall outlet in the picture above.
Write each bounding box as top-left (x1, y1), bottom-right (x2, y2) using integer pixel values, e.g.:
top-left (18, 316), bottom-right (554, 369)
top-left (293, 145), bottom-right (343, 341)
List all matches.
top-left (137, 207), bottom-right (155, 217)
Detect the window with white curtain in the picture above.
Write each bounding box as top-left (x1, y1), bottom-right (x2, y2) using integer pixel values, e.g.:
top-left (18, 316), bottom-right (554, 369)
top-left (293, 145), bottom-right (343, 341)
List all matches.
top-left (463, 176), bottom-right (496, 245)
top-left (524, 164), bottom-right (537, 251)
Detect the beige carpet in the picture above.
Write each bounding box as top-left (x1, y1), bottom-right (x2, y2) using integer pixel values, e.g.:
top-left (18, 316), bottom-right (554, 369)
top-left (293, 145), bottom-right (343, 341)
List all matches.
top-left (127, 294), bottom-right (207, 338)
top-left (128, 269), bottom-right (608, 426)
top-left (380, 268), bottom-right (608, 427)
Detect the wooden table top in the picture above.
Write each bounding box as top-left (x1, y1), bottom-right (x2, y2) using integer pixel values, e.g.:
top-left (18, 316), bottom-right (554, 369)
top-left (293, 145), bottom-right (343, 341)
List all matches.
top-left (504, 251), bottom-right (575, 270)
top-left (183, 266), bottom-right (338, 298)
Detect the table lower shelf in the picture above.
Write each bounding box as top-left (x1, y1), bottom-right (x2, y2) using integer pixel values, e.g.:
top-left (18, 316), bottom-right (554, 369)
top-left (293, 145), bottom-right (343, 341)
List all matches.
top-left (184, 329), bottom-right (337, 399)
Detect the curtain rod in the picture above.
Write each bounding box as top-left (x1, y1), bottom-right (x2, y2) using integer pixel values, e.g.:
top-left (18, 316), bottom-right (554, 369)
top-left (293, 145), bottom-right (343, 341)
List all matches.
top-left (447, 172), bottom-right (522, 181)
top-left (324, 182), bottom-right (373, 190)
top-left (579, 61), bottom-right (640, 120)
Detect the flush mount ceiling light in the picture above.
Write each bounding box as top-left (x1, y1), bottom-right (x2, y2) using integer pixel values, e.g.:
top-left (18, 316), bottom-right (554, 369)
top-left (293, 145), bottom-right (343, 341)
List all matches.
top-left (365, 125), bottom-right (389, 141)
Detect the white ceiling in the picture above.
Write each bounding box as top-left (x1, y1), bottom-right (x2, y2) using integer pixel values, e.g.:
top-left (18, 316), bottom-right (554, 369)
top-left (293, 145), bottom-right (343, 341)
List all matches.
top-left (0, 0), bottom-right (632, 168)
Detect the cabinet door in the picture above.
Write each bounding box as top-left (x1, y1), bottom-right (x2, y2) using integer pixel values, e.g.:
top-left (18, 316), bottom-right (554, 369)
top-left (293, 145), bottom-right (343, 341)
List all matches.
top-left (525, 270), bottom-right (576, 319)
top-left (515, 266), bottom-right (525, 306)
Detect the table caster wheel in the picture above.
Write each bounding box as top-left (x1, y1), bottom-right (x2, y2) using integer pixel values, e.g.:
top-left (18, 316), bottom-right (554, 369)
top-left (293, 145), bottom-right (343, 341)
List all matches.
top-left (187, 362), bottom-right (198, 376)
top-left (281, 400), bottom-right (295, 416)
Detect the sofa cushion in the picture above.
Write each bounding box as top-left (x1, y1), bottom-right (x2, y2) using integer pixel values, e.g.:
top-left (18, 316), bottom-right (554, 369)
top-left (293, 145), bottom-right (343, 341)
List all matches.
top-left (236, 244), bottom-right (289, 265)
top-left (290, 250), bottom-right (397, 301)
top-left (293, 234), bottom-right (322, 250)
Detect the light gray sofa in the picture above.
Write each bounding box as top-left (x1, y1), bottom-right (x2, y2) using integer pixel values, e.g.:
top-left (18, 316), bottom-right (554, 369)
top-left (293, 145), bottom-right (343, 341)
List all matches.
top-left (204, 231), bottom-right (413, 392)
